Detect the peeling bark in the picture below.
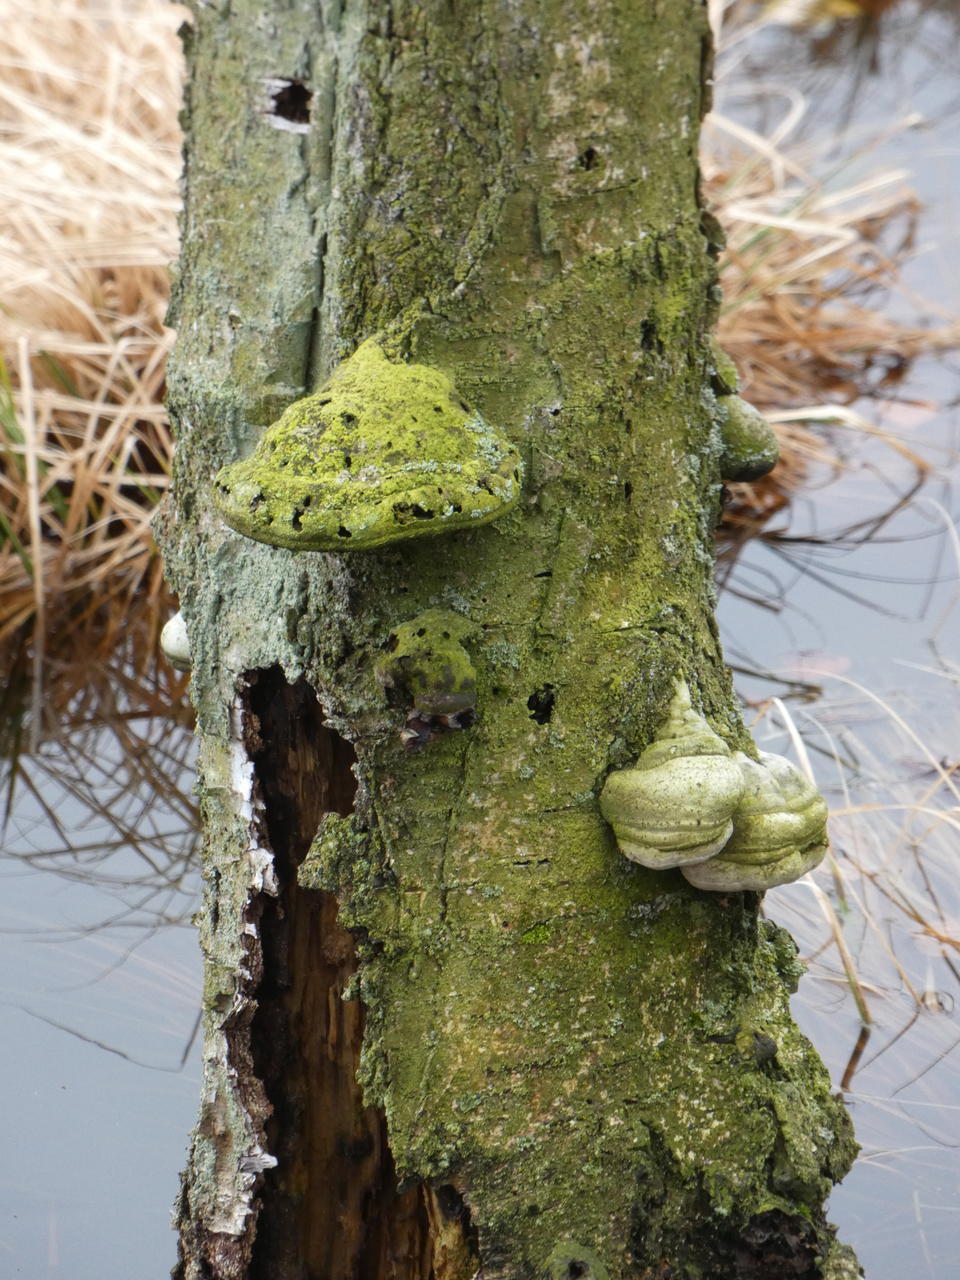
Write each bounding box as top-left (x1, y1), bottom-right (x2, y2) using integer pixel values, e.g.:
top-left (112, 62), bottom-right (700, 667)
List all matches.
top-left (159, 2), bottom-right (861, 1277)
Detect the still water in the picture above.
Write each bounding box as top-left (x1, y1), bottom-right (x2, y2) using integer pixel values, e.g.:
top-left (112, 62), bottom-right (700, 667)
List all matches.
top-left (3, 3), bottom-right (959, 1276)
top-left (1, 685), bottom-right (200, 1278)
top-left (716, 3), bottom-right (960, 1276)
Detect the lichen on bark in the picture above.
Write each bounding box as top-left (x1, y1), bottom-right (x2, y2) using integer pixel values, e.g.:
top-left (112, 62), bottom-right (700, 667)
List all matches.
top-left (160, 1), bottom-right (861, 1277)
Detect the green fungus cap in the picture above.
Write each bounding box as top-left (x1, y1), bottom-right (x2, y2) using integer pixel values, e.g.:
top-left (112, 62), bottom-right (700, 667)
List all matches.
top-left (682, 752), bottom-right (828, 892)
top-left (213, 338), bottom-right (523, 551)
top-left (375, 609), bottom-right (478, 717)
top-left (716, 394), bottom-right (780, 482)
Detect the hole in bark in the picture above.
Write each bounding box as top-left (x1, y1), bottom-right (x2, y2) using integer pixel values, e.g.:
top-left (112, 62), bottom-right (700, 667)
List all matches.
top-left (568, 1265), bottom-right (588, 1279)
top-left (624, 481), bottom-right (633, 504)
top-left (527, 684), bottom-right (556, 724)
top-left (534, 570), bottom-right (552, 578)
top-left (245, 671), bottom-right (438, 1279)
top-left (639, 318), bottom-right (659, 352)
top-left (337, 525), bottom-right (352, 538)
top-left (268, 78), bottom-right (312, 123)
top-left (576, 145), bottom-right (599, 170)
top-left (434, 1182), bottom-right (477, 1245)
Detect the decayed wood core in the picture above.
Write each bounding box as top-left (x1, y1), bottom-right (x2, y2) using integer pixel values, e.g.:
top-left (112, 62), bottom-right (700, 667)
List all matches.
top-left (245, 669), bottom-right (453, 1280)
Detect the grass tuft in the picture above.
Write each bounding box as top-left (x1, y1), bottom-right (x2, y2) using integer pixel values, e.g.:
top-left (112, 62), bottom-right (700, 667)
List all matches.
top-left (0, 0), bottom-right (187, 663)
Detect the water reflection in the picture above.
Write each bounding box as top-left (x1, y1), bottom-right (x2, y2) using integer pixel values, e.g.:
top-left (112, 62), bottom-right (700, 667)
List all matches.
top-left (0, 629), bottom-right (200, 1279)
top-left (715, 5), bottom-right (960, 1274)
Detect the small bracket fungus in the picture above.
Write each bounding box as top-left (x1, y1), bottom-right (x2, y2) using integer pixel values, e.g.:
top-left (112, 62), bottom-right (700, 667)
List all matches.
top-left (598, 681), bottom-right (745, 869)
top-left (214, 337), bottom-right (522, 551)
top-left (682, 751), bottom-right (829, 893)
top-left (375, 608), bottom-right (478, 751)
top-left (159, 610), bottom-right (191, 672)
top-left (716, 394), bottom-right (780, 483)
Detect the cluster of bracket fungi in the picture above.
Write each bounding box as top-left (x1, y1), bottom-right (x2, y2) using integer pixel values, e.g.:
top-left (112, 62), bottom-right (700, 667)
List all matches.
top-left (599, 681), bottom-right (829, 892)
top-left (185, 334), bottom-right (826, 892)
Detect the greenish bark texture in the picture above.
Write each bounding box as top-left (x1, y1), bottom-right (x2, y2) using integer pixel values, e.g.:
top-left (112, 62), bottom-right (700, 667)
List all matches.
top-left (160, 2), bottom-right (861, 1277)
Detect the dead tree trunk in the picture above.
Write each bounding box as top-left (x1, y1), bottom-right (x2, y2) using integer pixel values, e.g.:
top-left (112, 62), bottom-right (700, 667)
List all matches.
top-left (159, 2), bottom-right (862, 1277)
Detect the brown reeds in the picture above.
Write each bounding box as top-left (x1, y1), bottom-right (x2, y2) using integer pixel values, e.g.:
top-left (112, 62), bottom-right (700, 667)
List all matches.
top-left (0, 0), bottom-right (186, 666)
top-left (705, 107), bottom-right (958, 524)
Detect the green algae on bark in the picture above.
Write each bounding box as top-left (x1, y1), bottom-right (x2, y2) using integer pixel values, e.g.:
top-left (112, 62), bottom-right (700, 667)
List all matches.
top-left (213, 337), bottom-right (523, 550)
top-left (162, 0), bottom-right (861, 1275)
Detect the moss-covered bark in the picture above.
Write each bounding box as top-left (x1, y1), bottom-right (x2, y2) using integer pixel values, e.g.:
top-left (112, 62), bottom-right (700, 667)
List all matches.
top-left (160, 2), bottom-right (861, 1277)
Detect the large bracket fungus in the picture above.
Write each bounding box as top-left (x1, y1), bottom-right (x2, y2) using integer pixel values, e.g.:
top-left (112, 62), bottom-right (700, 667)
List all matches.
top-left (682, 751), bottom-right (829, 893)
top-left (214, 337), bottom-right (523, 550)
top-left (598, 681), bottom-right (745, 869)
top-left (600, 681), bottom-right (830, 892)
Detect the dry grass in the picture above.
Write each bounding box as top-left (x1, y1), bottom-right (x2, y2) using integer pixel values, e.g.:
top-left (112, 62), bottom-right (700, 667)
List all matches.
top-left (707, 0), bottom-right (960, 528)
top-left (0, 0), bottom-right (186, 666)
top-left (705, 108), bottom-right (957, 522)
top-left (0, 0), bottom-right (954, 654)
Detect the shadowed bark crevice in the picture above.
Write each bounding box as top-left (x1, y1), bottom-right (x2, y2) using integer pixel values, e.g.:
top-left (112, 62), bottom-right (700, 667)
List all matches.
top-left (245, 669), bottom-right (443, 1279)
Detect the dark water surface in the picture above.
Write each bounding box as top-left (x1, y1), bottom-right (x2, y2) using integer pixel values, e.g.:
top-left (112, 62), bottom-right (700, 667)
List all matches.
top-left (3, 3), bottom-right (959, 1276)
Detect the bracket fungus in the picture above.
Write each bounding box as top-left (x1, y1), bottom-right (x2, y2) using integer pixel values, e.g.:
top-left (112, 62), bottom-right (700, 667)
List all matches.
top-left (599, 685), bottom-right (830, 892)
top-left (375, 608), bottom-right (478, 750)
top-left (598, 681), bottom-right (745, 869)
top-left (681, 751), bottom-right (829, 893)
top-left (716, 394), bottom-right (780, 483)
top-left (159, 610), bottom-right (191, 672)
top-left (213, 337), bottom-right (523, 551)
